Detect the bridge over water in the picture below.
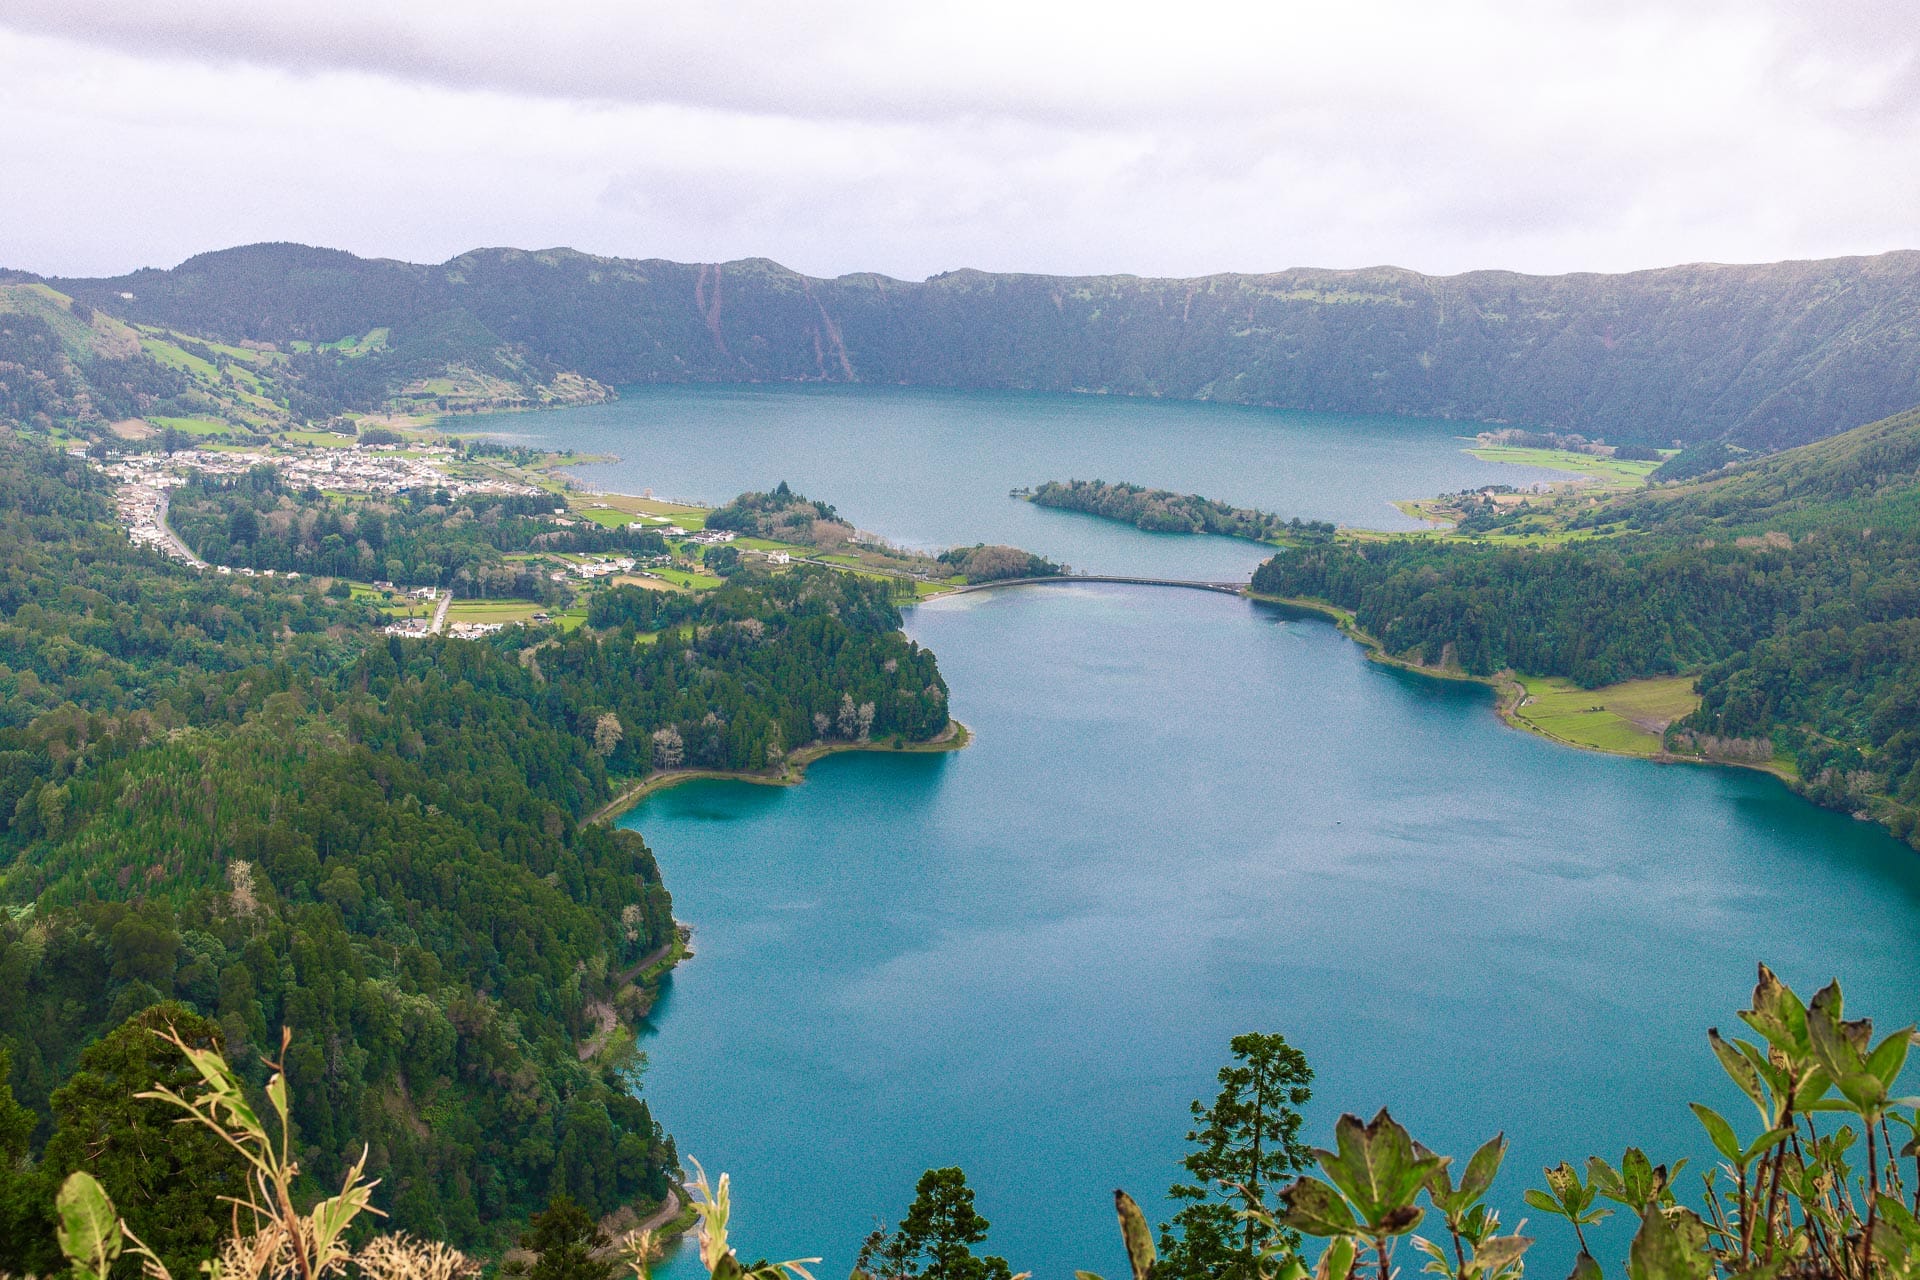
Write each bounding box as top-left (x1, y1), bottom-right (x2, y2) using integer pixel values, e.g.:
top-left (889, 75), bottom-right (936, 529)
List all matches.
top-left (940, 574), bottom-right (1249, 597)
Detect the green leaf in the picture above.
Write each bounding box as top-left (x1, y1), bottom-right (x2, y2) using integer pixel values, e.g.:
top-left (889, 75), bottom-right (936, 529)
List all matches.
top-left (1807, 982), bottom-right (1868, 1084)
top-left (1543, 1164), bottom-right (1588, 1215)
top-left (1312, 1110), bottom-right (1445, 1233)
top-left (1279, 1177), bottom-right (1360, 1238)
top-left (1707, 1031), bottom-right (1766, 1117)
top-left (1626, 1210), bottom-right (1712, 1280)
top-left (1836, 1070), bottom-right (1890, 1115)
top-left (1689, 1105), bottom-right (1743, 1166)
top-left (55, 1171), bottom-right (122, 1280)
top-left (1457, 1135), bottom-right (1506, 1203)
top-left (1566, 1252), bottom-right (1602, 1280)
top-left (1113, 1189), bottom-right (1156, 1280)
top-left (1585, 1158), bottom-right (1623, 1202)
top-left (1792, 1067), bottom-right (1834, 1113)
top-left (1740, 1128), bottom-right (1792, 1166)
top-left (1314, 1236), bottom-right (1356, 1280)
top-left (1523, 1189), bottom-right (1566, 1219)
top-left (1874, 1193), bottom-right (1920, 1247)
top-left (1868, 1027), bottom-right (1915, 1089)
top-left (1736, 964), bottom-right (1809, 1059)
top-left (1619, 1149), bottom-right (1656, 1209)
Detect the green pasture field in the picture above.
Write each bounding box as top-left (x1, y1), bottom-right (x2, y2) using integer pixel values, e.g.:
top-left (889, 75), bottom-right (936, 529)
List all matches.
top-left (1509, 673), bottom-right (1700, 755)
top-left (149, 416), bottom-right (232, 436)
top-left (1467, 445), bottom-right (1663, 489)
top-left (447, 599), bottom-right (543, 624)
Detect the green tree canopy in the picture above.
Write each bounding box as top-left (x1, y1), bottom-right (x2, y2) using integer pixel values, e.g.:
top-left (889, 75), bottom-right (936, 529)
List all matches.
top-left (39, 1003), bottom-right (248, 1280)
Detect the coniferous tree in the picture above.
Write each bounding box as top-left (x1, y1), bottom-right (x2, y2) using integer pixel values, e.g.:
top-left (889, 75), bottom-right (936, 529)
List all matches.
top-left (1158, 1033), bottom-right (1314, 1280)
top-left (856, 1168), bottom-right (1012, 1280)
top-left (521, 1194), bottom-right (614, 1280)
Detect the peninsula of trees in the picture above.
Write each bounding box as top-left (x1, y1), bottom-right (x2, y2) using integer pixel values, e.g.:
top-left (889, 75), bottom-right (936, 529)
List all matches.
top-left (707, 482), bottom-right (1064, 583)
top-left (13, 243), bottom-right (1920, 449)
top-left (1252, 404), bottom-right (1920, 846)
top-left (1025, 479), bottom-right (1334, 544)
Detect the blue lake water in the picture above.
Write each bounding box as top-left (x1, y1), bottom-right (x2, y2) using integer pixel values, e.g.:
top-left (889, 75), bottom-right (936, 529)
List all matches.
top-left (470, 387), bottom-right (1920, 1279)
top-left (471, 384), bottom-right (1576, 577)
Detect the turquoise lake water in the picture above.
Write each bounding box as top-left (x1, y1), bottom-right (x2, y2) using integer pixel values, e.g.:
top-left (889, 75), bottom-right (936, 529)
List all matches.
top-left (468, 387), bottom-right (1920, 1279)
top-left (471, 383), bottom-right (1578, 576)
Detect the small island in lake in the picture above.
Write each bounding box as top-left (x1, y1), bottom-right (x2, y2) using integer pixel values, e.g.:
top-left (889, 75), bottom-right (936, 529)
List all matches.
top-left (1021, 479), bottom-right (1335, 545)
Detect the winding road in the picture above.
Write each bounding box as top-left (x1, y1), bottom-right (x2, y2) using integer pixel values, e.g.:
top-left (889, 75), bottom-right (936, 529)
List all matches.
top-left (153, 493), bottom-right (209, 569)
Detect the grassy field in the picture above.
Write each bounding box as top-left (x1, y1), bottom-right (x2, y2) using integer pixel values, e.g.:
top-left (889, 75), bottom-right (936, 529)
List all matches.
top-left (447, 599), bottom-right (544, 624)
top-left (913, 578), bottom-right (967, 597)
top-left (1506, 673), bottom-right (1700, 755)
top-left (652, 567), bottom-right (723, 591)
top-left (568, 493), bottom-right (709, 528)
top-left (149, 415), bottom-right (232, 436)
top-left (281, 430), bottom-right (358, 448)
top-left (1468, 445), bottom-right (1663, 489)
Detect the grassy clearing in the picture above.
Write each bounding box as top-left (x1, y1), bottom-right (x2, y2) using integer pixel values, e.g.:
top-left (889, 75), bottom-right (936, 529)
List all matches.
top-left (578, 508), bottom-right (637, 529)
top-left (290, 327), bottom-right (389, 356)
top-left (1506, 673), bottom-right (1700, 756)
top-left (653, 567), bottom-right (723, 591)
top-left (280, 430), bottom-right (358, 448)
top-left (1468, 446), bottom-right (1661, 489)
top-left (914, 577), bottom-right (967, 597)
top-left (612, 574), bottom-right (685, 593)
top-left (447, 599), bottom-right (543, 624)
top-left (149, 415), bottom-right (234, 436)
top-left (140, 336), bottom-right (219, 379)
top-left (733, 535), bottom-right (805, 553)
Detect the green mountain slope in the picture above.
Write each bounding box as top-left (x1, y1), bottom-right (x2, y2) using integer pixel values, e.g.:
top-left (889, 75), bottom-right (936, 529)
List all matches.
top-left (0, 275), bottom-right (607, 439)
top-left (32, 242), bottom-right (1920, 448)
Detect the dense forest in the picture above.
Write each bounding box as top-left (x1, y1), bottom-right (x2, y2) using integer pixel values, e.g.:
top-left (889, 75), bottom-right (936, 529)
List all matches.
top-left (168, 468), bottom-right (666, 595)
top-left (0, 431), bottom-right (953, 1272)
top-left (20, 242), bottom-right (1920, 448)
top-left (1028, 479), bottom-right (1334, 543)
top-left (1251, 406), bottom-right (1920, 839)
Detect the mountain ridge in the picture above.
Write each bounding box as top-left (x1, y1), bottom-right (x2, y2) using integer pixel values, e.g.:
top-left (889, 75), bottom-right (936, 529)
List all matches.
top-left (12, 241), bottom-right (1920, 447)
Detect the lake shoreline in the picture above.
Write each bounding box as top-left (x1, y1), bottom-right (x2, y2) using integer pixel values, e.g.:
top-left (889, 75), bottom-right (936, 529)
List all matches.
top-left (1249, 591), bottom-right (1795, 780)
top-left (587, 719), bottom-right (971, 826)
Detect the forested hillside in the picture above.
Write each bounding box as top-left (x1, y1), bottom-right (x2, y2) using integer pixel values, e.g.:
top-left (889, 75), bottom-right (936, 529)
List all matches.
top-left (1251, 407), bottom-right (1920, 839)
top-left (24, 242), bottom-right (1920, 449)
top-left (0, 432), bottom-right (952, 1271)
top-left (0, 275), bottom-right (605, 441)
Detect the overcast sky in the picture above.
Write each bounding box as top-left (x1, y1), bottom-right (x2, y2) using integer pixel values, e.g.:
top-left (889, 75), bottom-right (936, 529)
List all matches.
top-left (3, 0), bottom-right (1917, 280)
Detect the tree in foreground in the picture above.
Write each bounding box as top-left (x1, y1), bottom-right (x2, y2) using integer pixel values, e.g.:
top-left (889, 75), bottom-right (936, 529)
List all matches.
top-left (1157, 1033), bottom-right (1314, 1280)
top-left (40, 1003), bottom-right (249, 1280)
top-left (855, 1167), bottom-right (1013, 1280)
top-left (521, 1194), bottom-right (614, 1280)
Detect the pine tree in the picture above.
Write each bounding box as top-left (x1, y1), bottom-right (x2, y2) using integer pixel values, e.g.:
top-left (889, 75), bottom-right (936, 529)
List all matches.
top-left (855, 1167), bottom-right (1013, 1280)
top-left (1157, 1033), bottom-right (1314, 1280)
